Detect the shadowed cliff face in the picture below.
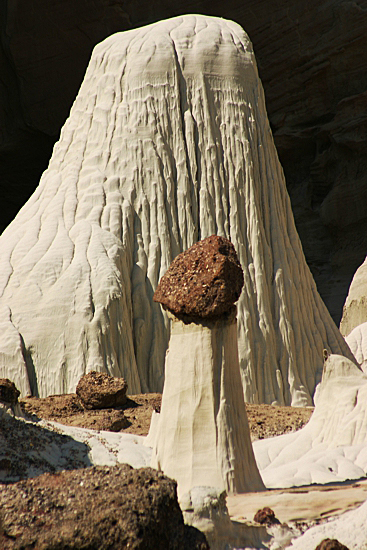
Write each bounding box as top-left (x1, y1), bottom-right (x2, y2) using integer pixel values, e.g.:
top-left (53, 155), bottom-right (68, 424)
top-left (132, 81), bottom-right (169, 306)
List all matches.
top-left (1, 0), bottom-right (367, 324)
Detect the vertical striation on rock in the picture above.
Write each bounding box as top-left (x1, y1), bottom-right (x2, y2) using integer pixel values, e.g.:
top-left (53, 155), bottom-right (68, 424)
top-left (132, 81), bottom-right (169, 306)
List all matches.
top-left (3, 1), bottom-right (367, 325)
top-left (0, 15), bottom-right (354, 401)
top-left (150, 312), bottom-right (265, 496)
top-left (344, 322), bottom-right (367, 374)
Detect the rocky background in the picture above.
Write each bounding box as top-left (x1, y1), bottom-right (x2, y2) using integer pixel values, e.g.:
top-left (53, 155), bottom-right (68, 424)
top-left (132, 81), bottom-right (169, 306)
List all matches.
top-left (1, 0), bottom-right (366, 324)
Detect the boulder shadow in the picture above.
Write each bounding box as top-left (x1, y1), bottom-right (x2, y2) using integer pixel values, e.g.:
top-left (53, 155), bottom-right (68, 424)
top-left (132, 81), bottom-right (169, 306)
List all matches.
top-left (0, 408), bottom-right (92, 484)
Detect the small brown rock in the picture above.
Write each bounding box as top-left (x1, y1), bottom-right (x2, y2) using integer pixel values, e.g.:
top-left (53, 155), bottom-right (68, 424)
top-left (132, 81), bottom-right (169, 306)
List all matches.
top-left (76, 371), bottom-right (128, 410)
top-left (315, 539), bottom-right (349, 550)
top-left (253, 507), bottom-right (280, 526)
top-left (153, 235), bottom-right (244, 320)
top-left (0, 379), bottom-right (20, 406)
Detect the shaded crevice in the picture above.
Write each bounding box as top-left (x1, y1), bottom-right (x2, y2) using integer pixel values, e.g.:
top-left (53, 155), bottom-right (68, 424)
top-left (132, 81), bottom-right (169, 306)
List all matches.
top-left (20, 336), bottom-right (39, 398)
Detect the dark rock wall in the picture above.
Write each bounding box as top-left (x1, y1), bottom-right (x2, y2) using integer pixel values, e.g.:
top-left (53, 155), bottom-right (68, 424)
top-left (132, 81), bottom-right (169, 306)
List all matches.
top-left (1, 0), bottom-right (366, 324)
top-left (243, 0), bottom-right (367, 324)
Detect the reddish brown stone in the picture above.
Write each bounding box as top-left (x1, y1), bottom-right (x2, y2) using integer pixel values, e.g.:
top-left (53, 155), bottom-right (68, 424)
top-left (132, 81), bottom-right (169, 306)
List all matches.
top-left (0, 379), bottom-right (20, 406)
top-left (153, 236), bottom-right (244, 320)
top-left (315, 540), bottom-right (349, 550)
top-left (76, 371), bottom-right (128, 410)
top-left (253, 507), bottom-right (280, 526)
top-left (0, 465), bottom-right (209, 549)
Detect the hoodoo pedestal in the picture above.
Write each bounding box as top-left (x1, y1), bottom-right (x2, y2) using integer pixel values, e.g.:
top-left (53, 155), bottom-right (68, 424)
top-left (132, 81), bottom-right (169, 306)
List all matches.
top-left (150, 310), bottom-right (265, 496)
top-left (150, 236), bottom-right (264, 496)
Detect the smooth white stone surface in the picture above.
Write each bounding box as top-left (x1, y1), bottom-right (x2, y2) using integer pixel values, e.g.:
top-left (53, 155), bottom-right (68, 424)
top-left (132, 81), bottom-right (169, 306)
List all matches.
top-left (150, 314), bottom-right (265, 497)
top-left (346, 321), bottom-right (367, 373)
top-left (254, 354), bottom-right (367, 488)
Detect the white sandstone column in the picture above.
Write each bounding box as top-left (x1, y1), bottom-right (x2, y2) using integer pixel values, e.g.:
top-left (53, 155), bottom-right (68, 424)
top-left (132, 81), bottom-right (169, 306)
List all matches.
top-left (150, 308), bottom-right (265, 497)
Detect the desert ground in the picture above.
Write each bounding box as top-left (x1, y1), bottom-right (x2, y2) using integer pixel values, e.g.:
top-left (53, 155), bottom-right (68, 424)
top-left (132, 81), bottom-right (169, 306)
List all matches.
top-left (19, 393), bottom-right (314, 440)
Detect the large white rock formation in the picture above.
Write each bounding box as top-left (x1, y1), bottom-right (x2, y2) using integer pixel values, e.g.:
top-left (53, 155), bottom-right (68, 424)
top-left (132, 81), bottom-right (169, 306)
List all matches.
top-left (150, 311), bottom-right (265, 497)
top-left (0, 15), bottom-right (354, 400)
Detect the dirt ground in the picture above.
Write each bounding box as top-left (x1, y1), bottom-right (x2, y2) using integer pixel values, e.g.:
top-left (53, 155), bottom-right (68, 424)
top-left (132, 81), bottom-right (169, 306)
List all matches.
top-left (0, 395), bottom-right (322, 549)
top-left (20, 393), bottom-right (313, 440)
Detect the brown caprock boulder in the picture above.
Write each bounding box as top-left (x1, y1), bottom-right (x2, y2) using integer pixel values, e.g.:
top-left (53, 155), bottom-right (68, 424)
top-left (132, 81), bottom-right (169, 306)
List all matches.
top-left (153, 235), bottom-right (244, 320)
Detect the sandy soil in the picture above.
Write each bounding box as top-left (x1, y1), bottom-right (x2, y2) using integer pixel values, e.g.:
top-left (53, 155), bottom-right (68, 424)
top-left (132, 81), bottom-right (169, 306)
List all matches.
top-left (20, 393), bottom-right (313, 440)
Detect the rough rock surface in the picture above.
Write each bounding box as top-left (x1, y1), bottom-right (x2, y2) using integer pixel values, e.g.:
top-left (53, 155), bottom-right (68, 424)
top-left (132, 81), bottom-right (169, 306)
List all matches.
top-left (0, 464), bottom-right (209, 550)
top-left (154, 235), bottom-right (243, 319)
top-left (0, 408), bottom-right (91, 482)
top-left (315, 540), bottom-right (350, 550)
top-left (1, 392), bottom-right (367, 549)
top-left (20, 393), bottom-right (162, 435)
top-left (76, 371), bottom-right (128, 410)
top-left (2, 1), bottom-right (367, 325)
top-left (0, 378), bottom-right (20, 406)
top-left (253, 507), bottom-right (280, 526)
top-left (0, 15), bottom-right (354, 405)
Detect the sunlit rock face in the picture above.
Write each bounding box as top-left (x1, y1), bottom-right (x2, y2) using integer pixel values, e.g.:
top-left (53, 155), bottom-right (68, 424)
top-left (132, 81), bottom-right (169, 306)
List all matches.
top-left (0, 15), bottom-right (354, 400)
top-left (345, 322), bottom-right (367, 374)
top-left (3, 1), bottom-right (367, 324)
top-left (340, 257), bottom-right (367, 337)
top-left (254, 354), bottom-right (367, 489)
top-left (150, 310), bottom-right (266, 497)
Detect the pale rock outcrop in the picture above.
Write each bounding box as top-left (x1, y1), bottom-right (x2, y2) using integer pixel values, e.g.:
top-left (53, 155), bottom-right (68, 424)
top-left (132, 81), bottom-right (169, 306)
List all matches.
top-left (345, 322), bottom-right (367, 374)
top-left (288, 499), bottom-right (367, 549)
top-left (150, 312), bottom-right (266, 496)
top-left (340, 256), bottom-right (367, 337)
top-left (0, 307), bottom-right (31, 397)
top-left (254, 354), bottom-right (367, 488)
top-left (2, 1), bottom-right (367, 324)
top-left (0, 15), bottom-right (354, 400)
top-left (180, 488), bottom-right (236, 550)
top-left (180, 487), bottom-right (270, 550)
